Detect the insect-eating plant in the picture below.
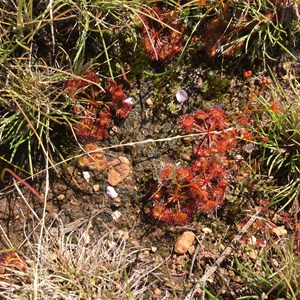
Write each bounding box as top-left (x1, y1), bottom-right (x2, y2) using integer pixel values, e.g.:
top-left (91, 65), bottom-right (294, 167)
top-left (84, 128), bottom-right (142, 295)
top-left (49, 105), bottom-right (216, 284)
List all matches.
top-left (65, 72), bottom-right (132, 141)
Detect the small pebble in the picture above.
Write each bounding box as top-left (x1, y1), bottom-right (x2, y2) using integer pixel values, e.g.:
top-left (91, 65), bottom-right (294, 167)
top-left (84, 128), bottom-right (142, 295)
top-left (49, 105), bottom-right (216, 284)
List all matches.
top-left (153, 288), bottom-right (162, 296)
top-left (244, 143), bottom-right (255, 153)
top-left (114, 196), bottom-right (121, 203)
top-left (202, 227), bottom-right (212, 234)
top-left (93, 184), bottom-right (100, 192)
top-left (146, 98), bottom-right (154, 107)
top-left (57, 194), bottom-right (65, 201)
top-left (174, 231), bottom-right (195, 254)
top-left (111, 210), bottom-right (121, 221)
top-left (111, 126), bottom-right (118, 133)
top-left (82, 171), bottom-right (91, 182)
top-left (124, 97), bottom-right (133, 105)
top-left (151, 246), bottom-right (157, 253)
top-left (107, 186), bottom-right (118, 199)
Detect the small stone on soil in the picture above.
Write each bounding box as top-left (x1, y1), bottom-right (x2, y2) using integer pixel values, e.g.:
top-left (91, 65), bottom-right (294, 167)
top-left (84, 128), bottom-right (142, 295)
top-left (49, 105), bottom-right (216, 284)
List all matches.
top-left (145, 97), bottom-right (154, 107)
top-left (114, 196), bottom-right (121, 204)
top-left (111, 126), bottom-right (119, 133)
top-left (93, 184), bottom-right (100, 192)
top-left (57, 194), bottom-right (65, 201)
top-left (153, 288), bottom-right (162, 296)
top-left (151, 246), bottom-right (157, 253)
top-left (82, 171), bottom-right (91, 182)
top-left (107, 186), bottom-right (118, 199)
top-left (107, 156), bottom-right (131, 186)
top-left (202, 227), bottom-right (212, 234)
top-left (111, 210), bottom-right (121, 221)
top-left (174, 231), bottom-right (195, 255)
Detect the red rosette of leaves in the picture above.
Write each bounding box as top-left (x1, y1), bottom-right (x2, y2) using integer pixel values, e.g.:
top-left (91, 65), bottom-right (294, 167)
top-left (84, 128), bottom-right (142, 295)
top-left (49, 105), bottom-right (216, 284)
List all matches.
top-left (105, 80), bottom-right (132, 120)
top-left (139, 6), bottom-right (185, 63)
top-left (148, 107), bottom-right (242, 224)
top-left (0, 252), bottom-right (28, 284)
top-left (65, 72), bottom-right (132, 141)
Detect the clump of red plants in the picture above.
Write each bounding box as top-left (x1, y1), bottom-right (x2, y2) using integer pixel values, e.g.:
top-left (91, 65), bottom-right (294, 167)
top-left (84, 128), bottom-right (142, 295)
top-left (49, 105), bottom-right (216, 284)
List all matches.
top-left (149, 107), bottom-right (242, 224)
top-left (148, 72), bottom-right (280, 225)
top-left (65, 72), bottom-right (132, 141)
top-left (139, 6), bottom-right (185, 63)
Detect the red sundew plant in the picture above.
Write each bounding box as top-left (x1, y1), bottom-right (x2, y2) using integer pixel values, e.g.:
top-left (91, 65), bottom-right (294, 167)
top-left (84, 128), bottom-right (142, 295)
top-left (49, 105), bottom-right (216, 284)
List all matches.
top-left (148, 72), bottom-right (282, 225)
top-left (148, 73), bottom-right (287, 225)
top-left (149, 107), bottom-right (244, 225)
top-left (0, 252), bottom-right (28, 284)
top-left (236, 201), bottom-right (295, 252)
top-left (139, 6), bottom-right (185, 63)
top-left (65, 72), bottom-right (132, 141)
top-left (78, 143), bottom-right (106, 171)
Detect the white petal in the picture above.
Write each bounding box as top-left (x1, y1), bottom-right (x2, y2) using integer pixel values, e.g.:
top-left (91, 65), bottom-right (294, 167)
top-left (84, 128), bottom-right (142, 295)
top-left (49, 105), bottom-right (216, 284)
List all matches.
top-left (176, 89), bottom-right (188, 103)
top-left (123, 97), bottom-right (133, 105)
top-left (244, 143), bottom-right (255, 153)
top-left (107, 186), bottom-right (118, 198)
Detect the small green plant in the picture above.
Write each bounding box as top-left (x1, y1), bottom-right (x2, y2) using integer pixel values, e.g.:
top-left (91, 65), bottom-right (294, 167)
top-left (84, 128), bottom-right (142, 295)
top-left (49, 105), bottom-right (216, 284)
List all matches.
top-left (202, 71), bottom-right (231, 101)
top-left (236, 240), bottom-right (300, 299)
top-left (253, 76), bottom-right (300, 207)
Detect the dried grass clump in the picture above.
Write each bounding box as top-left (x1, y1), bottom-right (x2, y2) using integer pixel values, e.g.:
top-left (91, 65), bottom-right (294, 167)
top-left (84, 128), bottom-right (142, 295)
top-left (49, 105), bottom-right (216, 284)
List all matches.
top-left (0, 224), bottom-right (162, 300)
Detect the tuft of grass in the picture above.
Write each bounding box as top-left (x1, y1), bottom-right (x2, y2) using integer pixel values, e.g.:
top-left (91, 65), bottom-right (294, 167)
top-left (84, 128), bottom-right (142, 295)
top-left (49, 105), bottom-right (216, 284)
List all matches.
top-left (253, 75), bottom-right (300, 208)
top-left (0, 60), bottom-right (73, 176)
top-left (234, 0), bottom-right (298, 62)
top-left (201, 0), bottom-right (299, 67)
top-left (236, 239), bottom-right (300, 300)
top-left (0, 220), bottom-right (164, 299)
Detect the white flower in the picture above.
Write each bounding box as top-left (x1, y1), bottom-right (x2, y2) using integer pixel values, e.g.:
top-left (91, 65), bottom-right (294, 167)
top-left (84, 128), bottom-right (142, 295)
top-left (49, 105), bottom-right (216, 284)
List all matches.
top-left (123, 97), bottom-right (133, 105)
top-left (107, 186), bottom-right (118, 199)
top-left (176, 89), bottom-right (188, 103)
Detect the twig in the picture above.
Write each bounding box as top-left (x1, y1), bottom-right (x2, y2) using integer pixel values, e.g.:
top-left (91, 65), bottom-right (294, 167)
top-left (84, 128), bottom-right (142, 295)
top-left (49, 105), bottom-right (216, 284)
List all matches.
top-left (1, 168), bottom-right (58, 218)
top-left (0, 129), bottom-right (236, 194)
top-left (184, 208), bottom-right (262, 300)
top-left (13, 180), bottom-right (41, 223)
top-left (188, 241), bottom-right (201, 280)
